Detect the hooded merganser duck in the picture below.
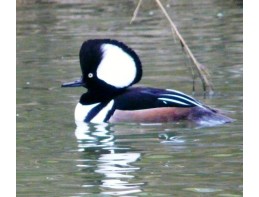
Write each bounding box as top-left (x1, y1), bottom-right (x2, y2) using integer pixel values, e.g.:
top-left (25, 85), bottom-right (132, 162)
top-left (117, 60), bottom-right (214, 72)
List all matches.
top-left (62, 39), bottom-right (233, 125)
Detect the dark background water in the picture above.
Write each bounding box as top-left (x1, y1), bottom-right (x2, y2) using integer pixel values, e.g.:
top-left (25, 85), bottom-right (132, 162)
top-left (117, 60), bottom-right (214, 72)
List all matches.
top-left (17, 0), bottom-right (242, 196)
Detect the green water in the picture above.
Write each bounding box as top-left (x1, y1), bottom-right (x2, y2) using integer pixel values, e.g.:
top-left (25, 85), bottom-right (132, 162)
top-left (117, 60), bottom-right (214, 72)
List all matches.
top-left (17, 0), bottom-right (242, 196)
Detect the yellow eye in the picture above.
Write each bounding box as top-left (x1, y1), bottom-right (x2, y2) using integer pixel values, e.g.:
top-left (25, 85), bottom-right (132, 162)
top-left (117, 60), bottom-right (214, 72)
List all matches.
top-left (88, 73), bottom-right (93, 78)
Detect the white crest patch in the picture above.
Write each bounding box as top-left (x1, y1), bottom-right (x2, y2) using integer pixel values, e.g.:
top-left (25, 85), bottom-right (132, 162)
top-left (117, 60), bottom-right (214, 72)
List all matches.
top-left (97, 44), bottom-right (136, 88)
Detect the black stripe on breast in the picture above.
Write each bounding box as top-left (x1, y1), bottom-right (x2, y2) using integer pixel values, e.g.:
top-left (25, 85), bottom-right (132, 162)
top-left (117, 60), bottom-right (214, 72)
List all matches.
top-left (103, 107), bottom-right (116, 122)
top-left (84, 101), bottom-right (109, 122)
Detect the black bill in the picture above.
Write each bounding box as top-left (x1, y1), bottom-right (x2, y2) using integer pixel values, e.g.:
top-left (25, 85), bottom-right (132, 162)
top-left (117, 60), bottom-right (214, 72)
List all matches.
top-left (61, 77), bottom-right (85, 87)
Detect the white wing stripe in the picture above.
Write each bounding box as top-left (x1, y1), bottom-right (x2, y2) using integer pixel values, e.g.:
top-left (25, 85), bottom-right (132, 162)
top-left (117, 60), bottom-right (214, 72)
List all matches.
top-left (158, 98), bottom-right (190, 106)
top-left (163, 90), bottom-right (197, 101)
top-left (160, 93), bottom-right (202, 107)
top-left (166, 89), bottom-right (191, 96)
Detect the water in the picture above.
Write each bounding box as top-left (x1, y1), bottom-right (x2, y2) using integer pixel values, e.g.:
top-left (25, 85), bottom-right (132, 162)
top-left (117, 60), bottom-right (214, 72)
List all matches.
top-left (17, 0), bottom-right (242, 196)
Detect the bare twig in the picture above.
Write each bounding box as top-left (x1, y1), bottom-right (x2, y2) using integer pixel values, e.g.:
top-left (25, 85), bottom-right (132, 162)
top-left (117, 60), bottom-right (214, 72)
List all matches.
top-left (130, 0), bottom-right (143, 24)
top-left (155, 0), bottom-right (214, 94)
top-left (130, 0), bottom-right (214, 94)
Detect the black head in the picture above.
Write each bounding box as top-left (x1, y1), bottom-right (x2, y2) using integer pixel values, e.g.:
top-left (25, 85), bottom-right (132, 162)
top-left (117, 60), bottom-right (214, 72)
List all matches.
top-left (62, 39), bottom-right (142, 94)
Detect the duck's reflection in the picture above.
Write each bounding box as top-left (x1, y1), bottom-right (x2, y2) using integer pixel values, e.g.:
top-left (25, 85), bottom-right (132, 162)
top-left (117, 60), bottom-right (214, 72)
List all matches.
top-left (75, 123), bottom-right (116, 151)
top-left (75, 122), bottom-right (143, 196)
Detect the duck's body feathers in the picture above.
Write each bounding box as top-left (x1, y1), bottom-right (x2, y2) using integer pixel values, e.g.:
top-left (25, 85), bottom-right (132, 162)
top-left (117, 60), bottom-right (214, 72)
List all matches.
top-left (62, 39), bottom-right (233, 125)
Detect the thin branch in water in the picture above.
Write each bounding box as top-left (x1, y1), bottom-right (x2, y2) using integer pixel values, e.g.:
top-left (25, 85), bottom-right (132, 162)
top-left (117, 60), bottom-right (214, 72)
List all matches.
top-left (130, 0), bottom-right (143, 24)
top-left (154, 0), bottom-right (214, 94)
top-left (130, 0), bottom-right (214, 94)
top-left (182, 47), bottom-right (196, 93)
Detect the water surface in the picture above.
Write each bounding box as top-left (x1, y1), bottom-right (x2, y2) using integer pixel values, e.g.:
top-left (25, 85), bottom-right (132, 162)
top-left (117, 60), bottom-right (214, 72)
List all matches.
top-left (17, 0), bottom-right (242, 196)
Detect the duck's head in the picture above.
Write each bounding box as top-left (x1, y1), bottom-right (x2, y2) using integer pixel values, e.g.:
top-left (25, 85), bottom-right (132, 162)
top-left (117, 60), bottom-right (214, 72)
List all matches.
top-left (62, 39), bottom-right (142, 94)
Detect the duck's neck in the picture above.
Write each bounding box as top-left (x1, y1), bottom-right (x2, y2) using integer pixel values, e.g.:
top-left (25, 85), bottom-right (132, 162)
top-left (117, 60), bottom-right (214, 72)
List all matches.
top-left (79, 89), bottom-right (125, 105)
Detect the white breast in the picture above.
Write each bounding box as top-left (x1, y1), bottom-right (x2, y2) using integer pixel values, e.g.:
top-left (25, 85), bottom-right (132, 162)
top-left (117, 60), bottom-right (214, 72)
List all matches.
top-left (91, 100), bottom-right (114, 123)
top-left (75, 102), bottom-right (100, 122)
top-left (74, 100), bottom-right (115, 123)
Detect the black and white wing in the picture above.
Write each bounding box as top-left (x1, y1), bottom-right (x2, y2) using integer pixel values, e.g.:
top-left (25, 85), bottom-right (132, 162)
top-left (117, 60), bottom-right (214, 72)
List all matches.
top-left (156, 89), bottom-right (204, 108)
top-left (114, 87), bottom-right (205, 110)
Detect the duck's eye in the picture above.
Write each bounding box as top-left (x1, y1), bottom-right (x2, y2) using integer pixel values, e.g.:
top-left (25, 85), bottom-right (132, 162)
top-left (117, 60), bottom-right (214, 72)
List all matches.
top-left (88, 73), bottom-right (93, 78)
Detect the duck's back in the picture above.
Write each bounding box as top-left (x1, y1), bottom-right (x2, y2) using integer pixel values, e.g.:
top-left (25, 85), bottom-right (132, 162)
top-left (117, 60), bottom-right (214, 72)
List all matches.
top-left (108, 87), bottom-right (233, 125)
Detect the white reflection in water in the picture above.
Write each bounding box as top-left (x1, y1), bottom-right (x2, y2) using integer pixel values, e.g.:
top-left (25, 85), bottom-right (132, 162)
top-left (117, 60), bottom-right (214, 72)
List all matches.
top-left (75, 122), bottom-right (115, 150)
top-left (75, 122), bottom-right (143, 196)
top-left (96, 153), bottom-right (140, 178)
